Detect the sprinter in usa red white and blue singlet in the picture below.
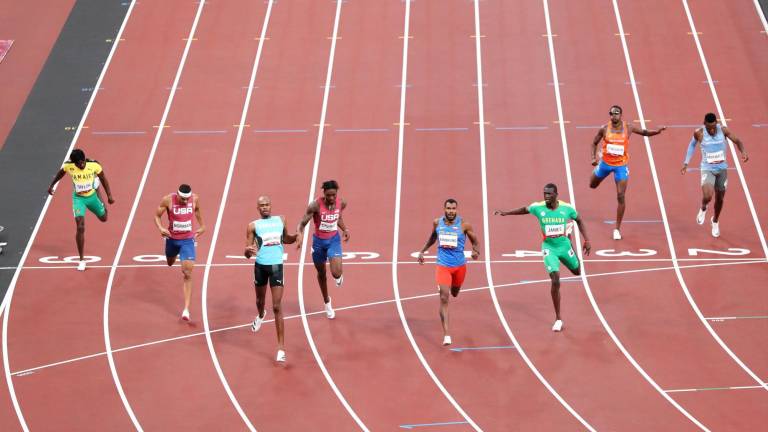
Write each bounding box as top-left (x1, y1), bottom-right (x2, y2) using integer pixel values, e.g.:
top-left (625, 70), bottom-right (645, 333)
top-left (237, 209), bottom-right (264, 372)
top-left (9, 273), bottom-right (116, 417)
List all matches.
top-left (417, 198), bottom-right (480, 346)
top-left (296, 180), bottom-right (349, 320)
top-left (154, 184), bottom-right (206, 321)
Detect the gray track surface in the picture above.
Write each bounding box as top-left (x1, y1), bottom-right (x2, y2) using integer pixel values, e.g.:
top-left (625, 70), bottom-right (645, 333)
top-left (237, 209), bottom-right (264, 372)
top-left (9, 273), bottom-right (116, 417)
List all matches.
top-left (0, 0), bottom-right (129, 304)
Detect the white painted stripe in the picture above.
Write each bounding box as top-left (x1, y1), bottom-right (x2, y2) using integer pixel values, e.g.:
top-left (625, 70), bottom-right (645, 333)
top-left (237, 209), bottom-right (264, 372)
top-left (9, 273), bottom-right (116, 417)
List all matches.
top-left (391, 0), bottom-right (480, 430)
top-left (295, 1), bottom-right (368, 430)
top-left (752, 0), bottom-right (768, 34)
top-left (476, 0), bottom-right (595, 429)
top-left (548, 0), bottom-right (709, 428)
top-left (9, 259), bottom-right (761, 377)
top-left (101, 1), bottom-right (209, 430)
top-left (1, 2), bottom-right (140, 431)
top-left (198, 1), bottom-right (276, 430)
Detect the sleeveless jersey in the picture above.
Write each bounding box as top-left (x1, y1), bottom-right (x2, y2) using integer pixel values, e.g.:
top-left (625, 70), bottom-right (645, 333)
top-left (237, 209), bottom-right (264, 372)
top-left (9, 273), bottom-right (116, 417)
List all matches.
top-left (168, 193), bottom-right (195, 240)
top-left (527, 200), bottom-right (578, 246)
top-left (62, 160), bottom-right (102, 197)
top-left (436, 216), bottom-right (466, 268)
top-left (601, 121), bottom-right (630, 166)
top-left (254, 216), bottom-right (284, 265)
top-left (700, 124), bottom-right (728, 170)
top-left (313, 196), bottom-right (341, 240)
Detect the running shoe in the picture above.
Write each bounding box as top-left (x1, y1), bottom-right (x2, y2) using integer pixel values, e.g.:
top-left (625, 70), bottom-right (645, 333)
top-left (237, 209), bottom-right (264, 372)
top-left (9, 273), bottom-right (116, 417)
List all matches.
top-left (181, 309), bottom-right (190, 321)
top-left (552, 319), bottom-right (563, 332)
top-left (696, 208), bottom-right (706, 225)
top-left (334, 274), bottom-right (344, 288)
top-left (251, 311), bottom-right (266, 332)
top-left (612, 229), bottom-right (622, 240)
top-left (325, 298), bottom-right (335, 319)
top-left (442, 335), bottom-right (452, 346)
top-left (711, 218), bottom-right (720, 238)
top-left (276, 350), bottom-right (286, 363)
top-left (77, 260), bottom-right (86, 271)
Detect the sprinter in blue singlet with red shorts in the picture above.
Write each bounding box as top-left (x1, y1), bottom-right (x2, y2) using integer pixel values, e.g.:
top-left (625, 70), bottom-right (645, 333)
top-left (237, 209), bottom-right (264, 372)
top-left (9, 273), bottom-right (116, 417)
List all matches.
top-left (417, 199), bottom-right (480, 346)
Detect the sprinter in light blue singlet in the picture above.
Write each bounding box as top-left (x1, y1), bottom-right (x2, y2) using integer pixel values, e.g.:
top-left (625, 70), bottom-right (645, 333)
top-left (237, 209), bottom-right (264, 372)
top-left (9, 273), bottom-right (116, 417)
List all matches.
top-left (245, 196), bottom-right (297, 363)
top-left (681, 112), bottom-right (749, 238)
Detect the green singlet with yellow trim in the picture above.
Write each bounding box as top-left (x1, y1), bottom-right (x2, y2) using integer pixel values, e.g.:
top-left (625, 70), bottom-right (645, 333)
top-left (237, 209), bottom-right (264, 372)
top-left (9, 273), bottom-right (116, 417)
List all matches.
top-left (527, 200), bottom-right (580, 273)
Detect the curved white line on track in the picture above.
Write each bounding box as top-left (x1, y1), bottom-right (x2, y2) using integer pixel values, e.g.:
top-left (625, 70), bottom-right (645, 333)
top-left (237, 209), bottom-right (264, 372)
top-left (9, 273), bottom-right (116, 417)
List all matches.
top-left (1, 2), bottom-right (139, 430)
top-left (753, 0), bottom-right (768, 33)
top-left (198, 1), bottom-right (276, 430)
top-left (295, 1), bottom-right (368, 430)
top-left (101, 1), bottom-right (208, 430)
top-left (545, 0), bottom-right (710, 429)
top-left (390, 0), bottom-right (481, 430)
top-left (615, 0), bottom-right (768, 392)
top-left (473, 0), bottom-right (596, 429)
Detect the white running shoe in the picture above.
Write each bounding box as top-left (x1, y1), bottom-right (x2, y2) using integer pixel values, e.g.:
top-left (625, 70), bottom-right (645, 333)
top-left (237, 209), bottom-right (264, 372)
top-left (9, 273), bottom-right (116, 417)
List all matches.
top-left (325, 299), bottom-right (335, 319)
top-left (711, 218), bottom-right (720, 238)
top-left (334, 274), bottom-right (344, 288)
top-left (696, 208), bottom-right (706, 225)
top-left (181, 309), bottom-right (190, 321)
top-left (612, 229), bottom-right (622, 240)
top-left (77, 260), bottom-right (86, 271)
top-left (552, 319), bottom-right (563, 332)
top-left (276, 350), bottom-right (286, 363)
top-left (442, 335), bottom-right (452, 346)
top-left (251, 311), bottom-right (266, 332)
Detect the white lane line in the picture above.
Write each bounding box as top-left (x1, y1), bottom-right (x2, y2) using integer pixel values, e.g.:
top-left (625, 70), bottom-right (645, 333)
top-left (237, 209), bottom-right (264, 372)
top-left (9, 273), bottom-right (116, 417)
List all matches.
top-left (547, 0), bottom-right (709, 429)
top-left (706, 315), bottom-right (768, 321)
top-left (198, 1), bottom-right (276, 431)
top-left (682, 0), bottom-right (768, 260)
top-left (101, 1), bottom-right (209, 430)
top-left (295, 1), bottom-right (368, 430)
top-left (9, 259), bottom-right (761, 378)
top-left (391, 0), bottom-right (480, 430)
top-left (617, 0), bottom-right (768, 392)
top-left (476, 0), bottom-right (595, 429)
top-left (665, 384), bottom-right (766, 393)
top-left (752, 0), bottom-right (768, 34)
top-left (1, 2), bottom-right (140, 431)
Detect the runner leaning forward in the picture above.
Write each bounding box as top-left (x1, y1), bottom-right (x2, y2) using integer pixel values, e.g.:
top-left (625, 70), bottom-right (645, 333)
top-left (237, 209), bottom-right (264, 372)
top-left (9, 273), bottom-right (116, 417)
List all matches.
top-left (495, 183), bottom-right (590, 332)
top-left (245, 196), bottom-right (296, 363)
top-left (48, 148), bottom-right (115, 271)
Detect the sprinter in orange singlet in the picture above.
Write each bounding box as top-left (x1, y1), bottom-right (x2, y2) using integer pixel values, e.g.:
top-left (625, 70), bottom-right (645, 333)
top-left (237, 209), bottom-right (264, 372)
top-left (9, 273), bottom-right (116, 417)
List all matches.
top-left (590, 105), bottom-right (666, 240)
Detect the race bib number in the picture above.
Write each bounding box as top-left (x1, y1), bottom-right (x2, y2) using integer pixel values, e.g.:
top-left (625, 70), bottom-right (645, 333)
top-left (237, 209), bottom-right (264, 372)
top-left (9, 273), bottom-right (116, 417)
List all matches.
top-left (545, 224), bottom-right (565, 237)
top-left (74, 182), bottom-right (93, 194)
top-left (439, 233), bottom-right (458, 248)
top-left (705, 150), bottom-right (725, 164)
top-left (319, 220), bottom-right (338, 232)
top-left (261, 232), bottom-right (281, 246)
top-left (606, 143), bottom-right (625, 156)
top-left (172, 220), bottom-right (192, 232)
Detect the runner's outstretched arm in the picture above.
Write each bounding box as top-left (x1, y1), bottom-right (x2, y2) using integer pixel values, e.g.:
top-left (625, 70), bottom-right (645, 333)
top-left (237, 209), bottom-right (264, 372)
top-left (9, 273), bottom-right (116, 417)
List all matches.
top-left (295, 202), bottom-right (318, 248)
top-left (723, 127), bottom-right (748, 162)
top-left (493, 207), bottom-right (529, 216)
top-left (574, 215), bottom-right (591, 256)
top-left (97, 171), bottom-right (115, 204)
top-left (417, 219), bottom-right (439, 265)
top-left (47, 169), bottom-right (66, 195)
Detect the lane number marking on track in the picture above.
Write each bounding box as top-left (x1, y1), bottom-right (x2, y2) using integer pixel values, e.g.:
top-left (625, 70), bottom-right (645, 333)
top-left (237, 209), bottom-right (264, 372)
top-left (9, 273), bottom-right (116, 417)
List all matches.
top-left (39, 255), bottom-right (101, 264)
top-left (687, 247), bottom-right (750, 256)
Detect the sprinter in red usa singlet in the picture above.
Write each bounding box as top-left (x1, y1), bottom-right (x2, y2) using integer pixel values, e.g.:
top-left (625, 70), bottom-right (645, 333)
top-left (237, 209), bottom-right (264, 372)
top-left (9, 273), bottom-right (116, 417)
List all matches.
top-left (296, 180), bottom-right (349, 319)
top-left (154, 184), bottom-right (205, 321)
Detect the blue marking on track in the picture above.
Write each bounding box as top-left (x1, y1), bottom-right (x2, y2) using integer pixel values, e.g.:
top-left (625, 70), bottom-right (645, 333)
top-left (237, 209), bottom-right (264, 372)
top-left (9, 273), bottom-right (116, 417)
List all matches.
top-left (334, 128), bottom-right (390, 132)
top-left (449, 345), bottom-right (516, 352)
top-left (415, 127), bottom-right (468, 132)
top-left (665, 124), bottom-right (702, 128)
top-left (495, 126), bottom-right (548, 131)
top-left (686, 167), bottom-right (737, 172)
top-left (253, 129), bottom-right (308, 133)
top-left (400, 421), bottom-right (470, 429)
top-left (91, 131), bottom-right (146, 135)
top-left (751, 124), bottom-right (768, 128)
top-left (574, 125), bottom-right (603, 129)
top-left (172, 130), bottom-right (227, 134)
top-left (603, 219), bottom-right (662, 224)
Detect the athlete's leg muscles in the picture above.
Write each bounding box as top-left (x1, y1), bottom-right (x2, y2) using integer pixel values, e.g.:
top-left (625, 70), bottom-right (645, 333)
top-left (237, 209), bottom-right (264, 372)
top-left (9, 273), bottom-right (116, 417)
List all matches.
top-left (74, 216), bottom-right (85, 260)
top-left (615, 179), bottom-right (628, 230)
top-left (438, 284), bottom-right (451, 336)
top-left (549, 271), bottom-right (561, 320)
top-left (314, 261), bottom-right (330, 303)
top-left (181, 260), bottom-right (194, 310)
top-left (329, 257), bottom-right (343, 279)
top-left (713, 189), bottom-right (725, 223)
top-left (255, 283), bottom-right (268, 318)
top-left (271, 284), bottom-right (285, 349)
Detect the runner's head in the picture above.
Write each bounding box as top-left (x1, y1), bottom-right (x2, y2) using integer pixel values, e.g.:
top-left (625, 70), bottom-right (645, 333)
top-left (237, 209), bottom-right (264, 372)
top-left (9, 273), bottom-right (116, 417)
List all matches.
top-left (321, 180), bottom-right (339, 205)
top-left (609, 105), bottom-right (622, 124)
top-left (543, 183), bottom-right (558, 206)
top-left (704, 112), bottom-right (718, 135)
top-left (70, 149), bottom-right (86, 169)
top-left (257, 195), bottom-right (272, 218)
top-left (178, 184), bottom-right (192, 204)
top-left (443, 198), bottom-right (458, 222)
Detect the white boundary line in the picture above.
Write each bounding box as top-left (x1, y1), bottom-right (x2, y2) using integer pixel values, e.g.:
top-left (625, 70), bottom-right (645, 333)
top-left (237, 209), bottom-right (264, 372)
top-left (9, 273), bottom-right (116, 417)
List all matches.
top-left (295, 1), bottom-right (368, 430)
top-left (1, 2), bottom-right (139, 430)
top-left (681, 0), bottom-right (768, 259)
top-left (474, 0), bottom-right (595, 429)
top-left (198, 1), bottom-right (275, 430)
top-left (753, 0), bottom-right (768, 33)
top-left (9, 259), bottom-right (762, 378)
top-left (100, 1), bottom-right (208, 430)
top-left (546, 0), bottom-right (710, 429)
top-left (391, 0), bottom-right (480, 430)
top-left (615, 0), bottom-right (768, 392)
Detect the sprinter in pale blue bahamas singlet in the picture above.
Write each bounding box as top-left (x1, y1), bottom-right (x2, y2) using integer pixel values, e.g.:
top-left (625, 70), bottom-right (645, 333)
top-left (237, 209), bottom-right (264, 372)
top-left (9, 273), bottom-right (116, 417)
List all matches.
top-left (681, 113), bottom-right (749, 238)
top-left (254, 216), bottom-right (284, 265)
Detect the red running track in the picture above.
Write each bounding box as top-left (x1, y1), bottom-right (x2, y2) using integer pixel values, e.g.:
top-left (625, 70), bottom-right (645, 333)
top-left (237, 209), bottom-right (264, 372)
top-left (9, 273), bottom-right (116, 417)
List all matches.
top-left (2, 0), bottom-right (766, 430)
